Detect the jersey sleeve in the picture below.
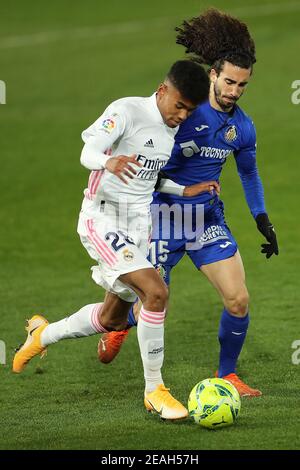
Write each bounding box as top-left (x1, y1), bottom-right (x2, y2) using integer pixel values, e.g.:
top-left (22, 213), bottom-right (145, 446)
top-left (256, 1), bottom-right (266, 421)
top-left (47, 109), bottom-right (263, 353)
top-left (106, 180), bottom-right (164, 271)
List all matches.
top-left (156, 177), bottom-right (185, 196)
top-left (80, 103), bottom-right (128, 170)
top-left (234, 120), bottom-right (267, 218)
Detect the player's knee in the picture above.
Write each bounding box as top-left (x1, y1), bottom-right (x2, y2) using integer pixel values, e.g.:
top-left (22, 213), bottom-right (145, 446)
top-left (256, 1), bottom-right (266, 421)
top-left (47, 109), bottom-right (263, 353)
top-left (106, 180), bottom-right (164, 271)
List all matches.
top-left (226, 291), bottom-right (249, 316)
top-left (145, 283), bottom-right (169, 311)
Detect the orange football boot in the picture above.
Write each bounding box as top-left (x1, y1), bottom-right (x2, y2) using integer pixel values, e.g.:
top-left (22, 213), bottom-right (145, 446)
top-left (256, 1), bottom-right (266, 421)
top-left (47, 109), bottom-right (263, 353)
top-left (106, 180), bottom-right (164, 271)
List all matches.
top-left (97, 330), bottom-right (129, 363)
top-left (13, 315), bottom-right (49, 373)
top-left (216, 371), bottom-right (262, 397)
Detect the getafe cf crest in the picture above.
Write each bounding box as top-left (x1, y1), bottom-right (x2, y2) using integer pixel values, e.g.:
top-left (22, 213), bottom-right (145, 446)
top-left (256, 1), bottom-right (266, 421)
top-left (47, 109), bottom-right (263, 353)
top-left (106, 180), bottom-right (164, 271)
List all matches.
top-left (155, 264), bottom-right (166, 280)
top-left (224, 125), bottom-right (237, 142)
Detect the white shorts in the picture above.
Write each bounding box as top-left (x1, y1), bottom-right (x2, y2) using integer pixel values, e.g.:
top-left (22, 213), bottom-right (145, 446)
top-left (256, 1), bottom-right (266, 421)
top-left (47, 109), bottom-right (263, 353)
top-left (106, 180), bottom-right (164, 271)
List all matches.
top-left (77, 202), bottom-right (153, 302)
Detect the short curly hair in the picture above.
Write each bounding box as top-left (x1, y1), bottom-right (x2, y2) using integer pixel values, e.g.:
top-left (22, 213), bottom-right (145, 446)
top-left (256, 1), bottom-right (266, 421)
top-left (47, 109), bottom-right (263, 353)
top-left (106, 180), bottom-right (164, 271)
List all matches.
top-left (166, 60), bottom-right (209, 104)
top-left (175, 8), bottom-right (256, 74)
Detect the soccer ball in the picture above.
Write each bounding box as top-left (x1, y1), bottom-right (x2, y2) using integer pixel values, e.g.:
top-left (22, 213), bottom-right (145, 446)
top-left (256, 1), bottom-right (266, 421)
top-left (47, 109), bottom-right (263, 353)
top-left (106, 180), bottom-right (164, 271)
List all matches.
top-left (188, 378), bottom-right (241, 429)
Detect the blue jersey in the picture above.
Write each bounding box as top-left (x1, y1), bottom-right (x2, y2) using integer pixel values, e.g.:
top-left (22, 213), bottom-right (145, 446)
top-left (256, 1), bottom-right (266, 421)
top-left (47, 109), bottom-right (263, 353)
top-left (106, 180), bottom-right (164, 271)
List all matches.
top-left (159, 100), bottom-right (266, 218)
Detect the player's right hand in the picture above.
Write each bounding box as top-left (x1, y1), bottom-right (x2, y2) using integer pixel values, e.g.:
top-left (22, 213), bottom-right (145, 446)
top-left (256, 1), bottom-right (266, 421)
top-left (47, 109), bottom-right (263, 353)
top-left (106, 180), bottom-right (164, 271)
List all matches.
top-left (183, 180), bottom-right (221, 197)
top-left (105, 154), bottom-right (142, 184)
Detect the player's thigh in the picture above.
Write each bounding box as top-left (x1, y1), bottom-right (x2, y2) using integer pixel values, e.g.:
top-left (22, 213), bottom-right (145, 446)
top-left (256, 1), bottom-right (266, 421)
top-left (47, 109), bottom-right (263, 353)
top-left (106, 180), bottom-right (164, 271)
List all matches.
top-left (78, 214), bottom-right (152, 302)
top-left (200, 251), bottom-right (248, 303)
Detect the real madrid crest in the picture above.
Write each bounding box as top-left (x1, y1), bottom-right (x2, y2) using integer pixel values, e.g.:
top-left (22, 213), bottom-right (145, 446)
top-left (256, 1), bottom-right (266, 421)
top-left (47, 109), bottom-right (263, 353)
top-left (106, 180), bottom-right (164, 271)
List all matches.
top-left (224, 125), bottom-right (237, 142)
top-left (123, 248), bottom-right (134, 262)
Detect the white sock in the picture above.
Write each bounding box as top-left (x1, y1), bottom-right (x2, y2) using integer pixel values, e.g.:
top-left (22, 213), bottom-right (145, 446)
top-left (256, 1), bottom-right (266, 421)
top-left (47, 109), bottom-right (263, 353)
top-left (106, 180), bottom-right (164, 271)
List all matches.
top-left (137, 305), bottom-right (166, 394)
top-left (41, 303), bottom-right (107, 346)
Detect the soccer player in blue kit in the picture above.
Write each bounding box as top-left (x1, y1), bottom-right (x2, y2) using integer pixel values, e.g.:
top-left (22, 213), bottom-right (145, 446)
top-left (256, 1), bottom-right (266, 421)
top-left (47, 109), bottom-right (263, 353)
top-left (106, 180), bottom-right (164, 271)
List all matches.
top-left (98, 9), bottom-right (279, 397)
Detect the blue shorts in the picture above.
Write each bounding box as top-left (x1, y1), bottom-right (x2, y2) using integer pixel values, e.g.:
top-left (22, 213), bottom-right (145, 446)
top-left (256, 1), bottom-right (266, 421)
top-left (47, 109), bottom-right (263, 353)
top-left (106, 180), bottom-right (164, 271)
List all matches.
top-left (149, 195), bottom-right (238, 285)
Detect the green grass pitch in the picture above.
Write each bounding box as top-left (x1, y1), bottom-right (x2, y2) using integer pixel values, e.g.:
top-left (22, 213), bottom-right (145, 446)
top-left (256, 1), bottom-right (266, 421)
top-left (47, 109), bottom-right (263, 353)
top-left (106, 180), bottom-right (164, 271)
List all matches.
top-left (0, 0), bottom-right (300, 450)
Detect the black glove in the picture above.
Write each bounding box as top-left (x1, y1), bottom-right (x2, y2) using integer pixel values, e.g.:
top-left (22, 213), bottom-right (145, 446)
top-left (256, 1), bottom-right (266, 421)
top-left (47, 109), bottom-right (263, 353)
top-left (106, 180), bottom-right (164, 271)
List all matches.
top-left (255, 213), bottom-right (279, 259)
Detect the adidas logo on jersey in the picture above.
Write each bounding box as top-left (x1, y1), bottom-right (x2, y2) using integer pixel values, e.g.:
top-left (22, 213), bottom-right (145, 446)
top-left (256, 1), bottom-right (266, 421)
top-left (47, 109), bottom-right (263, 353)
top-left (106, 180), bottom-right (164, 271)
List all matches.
top-left (144, 139), bottom-right (154, 148)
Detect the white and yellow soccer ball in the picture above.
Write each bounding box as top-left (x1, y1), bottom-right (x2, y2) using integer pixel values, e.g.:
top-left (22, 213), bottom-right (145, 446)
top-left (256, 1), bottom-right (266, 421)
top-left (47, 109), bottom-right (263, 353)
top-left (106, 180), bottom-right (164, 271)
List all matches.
top-left (188, 378), bottom-right (241, 429)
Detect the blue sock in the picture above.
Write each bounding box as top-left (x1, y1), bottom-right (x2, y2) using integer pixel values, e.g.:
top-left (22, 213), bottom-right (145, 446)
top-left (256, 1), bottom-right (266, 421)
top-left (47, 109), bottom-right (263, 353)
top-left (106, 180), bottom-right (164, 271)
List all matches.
top-left (126, 305), bottom-right (137, 328)
top-left (218, 308), bottom-right (249, 377)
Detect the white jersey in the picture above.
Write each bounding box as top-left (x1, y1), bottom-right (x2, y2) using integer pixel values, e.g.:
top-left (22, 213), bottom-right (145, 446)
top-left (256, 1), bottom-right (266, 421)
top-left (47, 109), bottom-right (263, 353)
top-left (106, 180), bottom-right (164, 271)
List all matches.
top-left (80, 93), bottom-right (178, 215)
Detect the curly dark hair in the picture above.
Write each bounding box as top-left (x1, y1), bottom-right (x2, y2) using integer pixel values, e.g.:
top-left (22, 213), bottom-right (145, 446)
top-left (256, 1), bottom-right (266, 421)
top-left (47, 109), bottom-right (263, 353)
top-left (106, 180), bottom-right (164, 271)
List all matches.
top-left (175, 8), bottom-right (256, 74)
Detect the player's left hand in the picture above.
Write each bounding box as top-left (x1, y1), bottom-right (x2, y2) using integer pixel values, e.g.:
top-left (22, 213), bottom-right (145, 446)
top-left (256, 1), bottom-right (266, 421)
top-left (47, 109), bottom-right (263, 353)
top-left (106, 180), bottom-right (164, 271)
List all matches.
top-left (255, 213), bottom-right (279, 258)
top-left (183, 180), bottom-right (221, 197)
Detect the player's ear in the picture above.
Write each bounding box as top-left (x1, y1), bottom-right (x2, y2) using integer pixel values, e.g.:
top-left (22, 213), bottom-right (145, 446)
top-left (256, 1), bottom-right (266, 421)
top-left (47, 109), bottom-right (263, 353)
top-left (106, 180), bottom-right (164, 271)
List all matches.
top-left (210, 68), bottom-right (218, 83)
top-left (157, 82), bottom-right (168, 97)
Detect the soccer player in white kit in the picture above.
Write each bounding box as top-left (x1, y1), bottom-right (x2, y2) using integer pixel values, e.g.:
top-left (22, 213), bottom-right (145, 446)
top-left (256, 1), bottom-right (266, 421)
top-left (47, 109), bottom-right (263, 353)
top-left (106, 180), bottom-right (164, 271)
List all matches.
top-left (13, 60), bottom-right (220, 420)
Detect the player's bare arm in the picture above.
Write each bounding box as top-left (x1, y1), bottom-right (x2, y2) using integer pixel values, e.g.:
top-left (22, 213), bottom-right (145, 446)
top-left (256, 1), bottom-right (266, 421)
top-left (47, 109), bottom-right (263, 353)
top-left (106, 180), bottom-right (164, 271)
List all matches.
top-left (156, 171), bottom-right (220, 198)
top-left (183, 180), bottom-right (221, 197)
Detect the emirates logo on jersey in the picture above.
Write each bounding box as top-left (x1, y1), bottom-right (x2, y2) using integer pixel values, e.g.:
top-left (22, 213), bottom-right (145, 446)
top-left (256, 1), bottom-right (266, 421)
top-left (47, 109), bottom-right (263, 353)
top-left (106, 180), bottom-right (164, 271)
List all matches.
top-left (135, 154), bottom-right (167, 180)
top-left (224, 125), bottom-right (237, 142)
